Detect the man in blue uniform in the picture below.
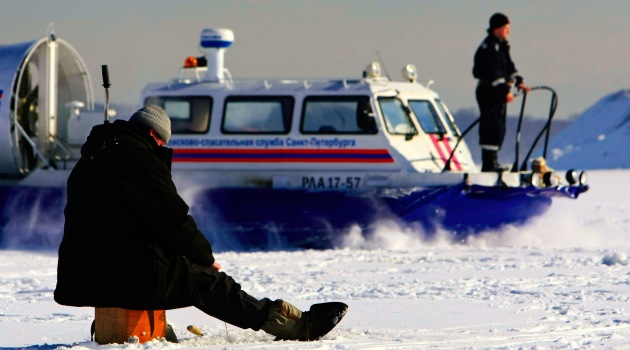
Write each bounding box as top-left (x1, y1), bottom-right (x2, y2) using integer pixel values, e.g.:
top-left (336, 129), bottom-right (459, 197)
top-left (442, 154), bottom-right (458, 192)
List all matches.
top-left (473, 13), bottom-right (530, 172)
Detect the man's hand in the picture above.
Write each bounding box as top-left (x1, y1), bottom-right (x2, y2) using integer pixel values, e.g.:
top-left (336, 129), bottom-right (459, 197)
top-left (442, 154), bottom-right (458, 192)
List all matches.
top-left (506, 92), bottom-right (515, 103)
top-left (517, 83), bottom-right (531, 93)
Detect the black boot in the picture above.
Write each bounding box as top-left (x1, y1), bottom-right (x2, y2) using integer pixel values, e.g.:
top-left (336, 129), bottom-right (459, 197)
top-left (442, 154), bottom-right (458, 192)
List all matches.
top-left (261, 300), bottom-right (348, 341)
top-left (481, 149), bottom-right (509, 172)
top-left (300, 302), bottom-right (348, 341)
top-left (165, 324), bottom-right (178, 343)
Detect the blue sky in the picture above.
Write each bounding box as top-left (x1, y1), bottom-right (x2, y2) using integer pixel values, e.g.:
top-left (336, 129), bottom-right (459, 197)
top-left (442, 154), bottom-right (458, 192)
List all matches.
top-left (2, 0), bottom-right (628, 119)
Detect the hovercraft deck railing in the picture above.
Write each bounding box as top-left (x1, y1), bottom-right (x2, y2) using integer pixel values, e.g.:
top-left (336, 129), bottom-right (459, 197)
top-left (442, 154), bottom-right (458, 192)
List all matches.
top-left (443, 86), bottom-right (559, 174)
top-left (516, 86), bottom-right (558, 171)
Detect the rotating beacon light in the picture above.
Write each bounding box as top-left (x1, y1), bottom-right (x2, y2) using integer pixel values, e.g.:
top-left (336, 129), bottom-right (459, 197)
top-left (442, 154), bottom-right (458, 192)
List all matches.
top-left (200, 28), bottom-right (234, 82)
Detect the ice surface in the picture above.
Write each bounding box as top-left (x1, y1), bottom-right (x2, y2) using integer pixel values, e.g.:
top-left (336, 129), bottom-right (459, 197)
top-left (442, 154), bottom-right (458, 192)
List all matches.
top-left (0, 169), bottom-right (628, 349)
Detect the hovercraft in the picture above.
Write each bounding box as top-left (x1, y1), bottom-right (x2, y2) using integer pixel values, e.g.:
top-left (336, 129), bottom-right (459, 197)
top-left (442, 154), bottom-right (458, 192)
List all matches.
top-left (0, 28), bottom-right (588, 250)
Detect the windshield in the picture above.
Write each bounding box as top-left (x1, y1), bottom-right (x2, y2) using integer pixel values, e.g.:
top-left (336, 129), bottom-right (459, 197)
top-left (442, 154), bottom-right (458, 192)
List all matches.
top-left (408, 100), bottom-right (446, 135)
top-left (435, 99), bottom-right (461, 137)
top-left (378, 97), bottom-right (416, 135)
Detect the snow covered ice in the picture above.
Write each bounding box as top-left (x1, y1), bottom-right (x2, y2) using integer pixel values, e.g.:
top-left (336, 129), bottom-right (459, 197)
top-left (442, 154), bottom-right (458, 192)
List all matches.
top-left (1, 169), bottom-right (629, 349)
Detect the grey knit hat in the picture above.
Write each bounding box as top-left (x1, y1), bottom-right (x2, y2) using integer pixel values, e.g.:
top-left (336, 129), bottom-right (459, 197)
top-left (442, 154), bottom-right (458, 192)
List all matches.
top-left (129, 105), bottom-right (171, 143)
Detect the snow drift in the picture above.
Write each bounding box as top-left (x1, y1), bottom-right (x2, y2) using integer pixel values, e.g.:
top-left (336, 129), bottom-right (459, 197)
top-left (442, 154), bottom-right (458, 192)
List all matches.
top-left (548, 89), bottom-right (630, 170)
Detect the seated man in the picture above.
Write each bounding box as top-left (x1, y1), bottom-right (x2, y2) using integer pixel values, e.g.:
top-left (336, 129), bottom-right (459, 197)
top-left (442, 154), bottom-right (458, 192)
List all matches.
top-left (54, 105), bottom-right (347, 341)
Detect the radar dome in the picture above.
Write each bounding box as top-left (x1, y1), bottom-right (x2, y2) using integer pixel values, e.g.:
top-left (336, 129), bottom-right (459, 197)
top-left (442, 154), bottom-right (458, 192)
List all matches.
top-left (200, 28), bottom-right (234, 49)
top-left (199, 28), bottom-right (234, 82)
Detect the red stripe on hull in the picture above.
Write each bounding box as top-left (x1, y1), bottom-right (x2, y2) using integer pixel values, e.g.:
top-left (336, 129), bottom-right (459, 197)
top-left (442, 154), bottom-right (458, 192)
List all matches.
top-left (442, 138), bottom-right (463, 170)
top-left (428, 134), bottom-right (448, 166)
top-left (174, 148), bottom-right (392, 155)
top-left (172, 158), bottom-right (394, 163)
top-left (172, 148), bottom-right (394, 163)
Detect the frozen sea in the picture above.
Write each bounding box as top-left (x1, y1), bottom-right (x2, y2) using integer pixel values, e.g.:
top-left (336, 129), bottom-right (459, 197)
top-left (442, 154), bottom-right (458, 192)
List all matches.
top-left (1, 169), bottom-right (629, 349)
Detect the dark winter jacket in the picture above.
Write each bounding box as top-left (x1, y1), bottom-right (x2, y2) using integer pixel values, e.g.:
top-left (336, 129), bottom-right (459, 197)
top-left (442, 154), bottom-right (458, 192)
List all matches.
top-left (54, 120), bottom-right (215, 310)
top-left (472, 34), bottom-right (522, 99)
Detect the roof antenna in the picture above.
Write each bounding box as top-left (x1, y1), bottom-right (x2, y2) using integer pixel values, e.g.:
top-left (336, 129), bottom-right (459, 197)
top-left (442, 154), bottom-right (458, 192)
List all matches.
top-left (376, 50), bottom-right (391, 80)
top-left (101, 65), bottom-right (111, 123)
top-left (46, 22), bottom-right (56, 40)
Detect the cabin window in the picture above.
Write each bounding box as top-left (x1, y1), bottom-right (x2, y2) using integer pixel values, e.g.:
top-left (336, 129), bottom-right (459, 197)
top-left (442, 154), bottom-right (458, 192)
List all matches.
top-left (301, 96), bottom-right (377, 134)
top-left (377, 97), bottom-right (417, 135)
top-left (435, 99), bottom-right (461, 137)
top-left (222, 96), bottom-right (293, 134)
top-left (408, 100), bottom-right (447, 135)
top-left (144, 96), bottom-right (212, 134)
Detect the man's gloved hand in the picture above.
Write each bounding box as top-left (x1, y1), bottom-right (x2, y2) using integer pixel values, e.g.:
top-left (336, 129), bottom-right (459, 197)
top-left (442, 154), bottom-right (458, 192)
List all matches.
top-left (517, 83), bottom-right (531, 93)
